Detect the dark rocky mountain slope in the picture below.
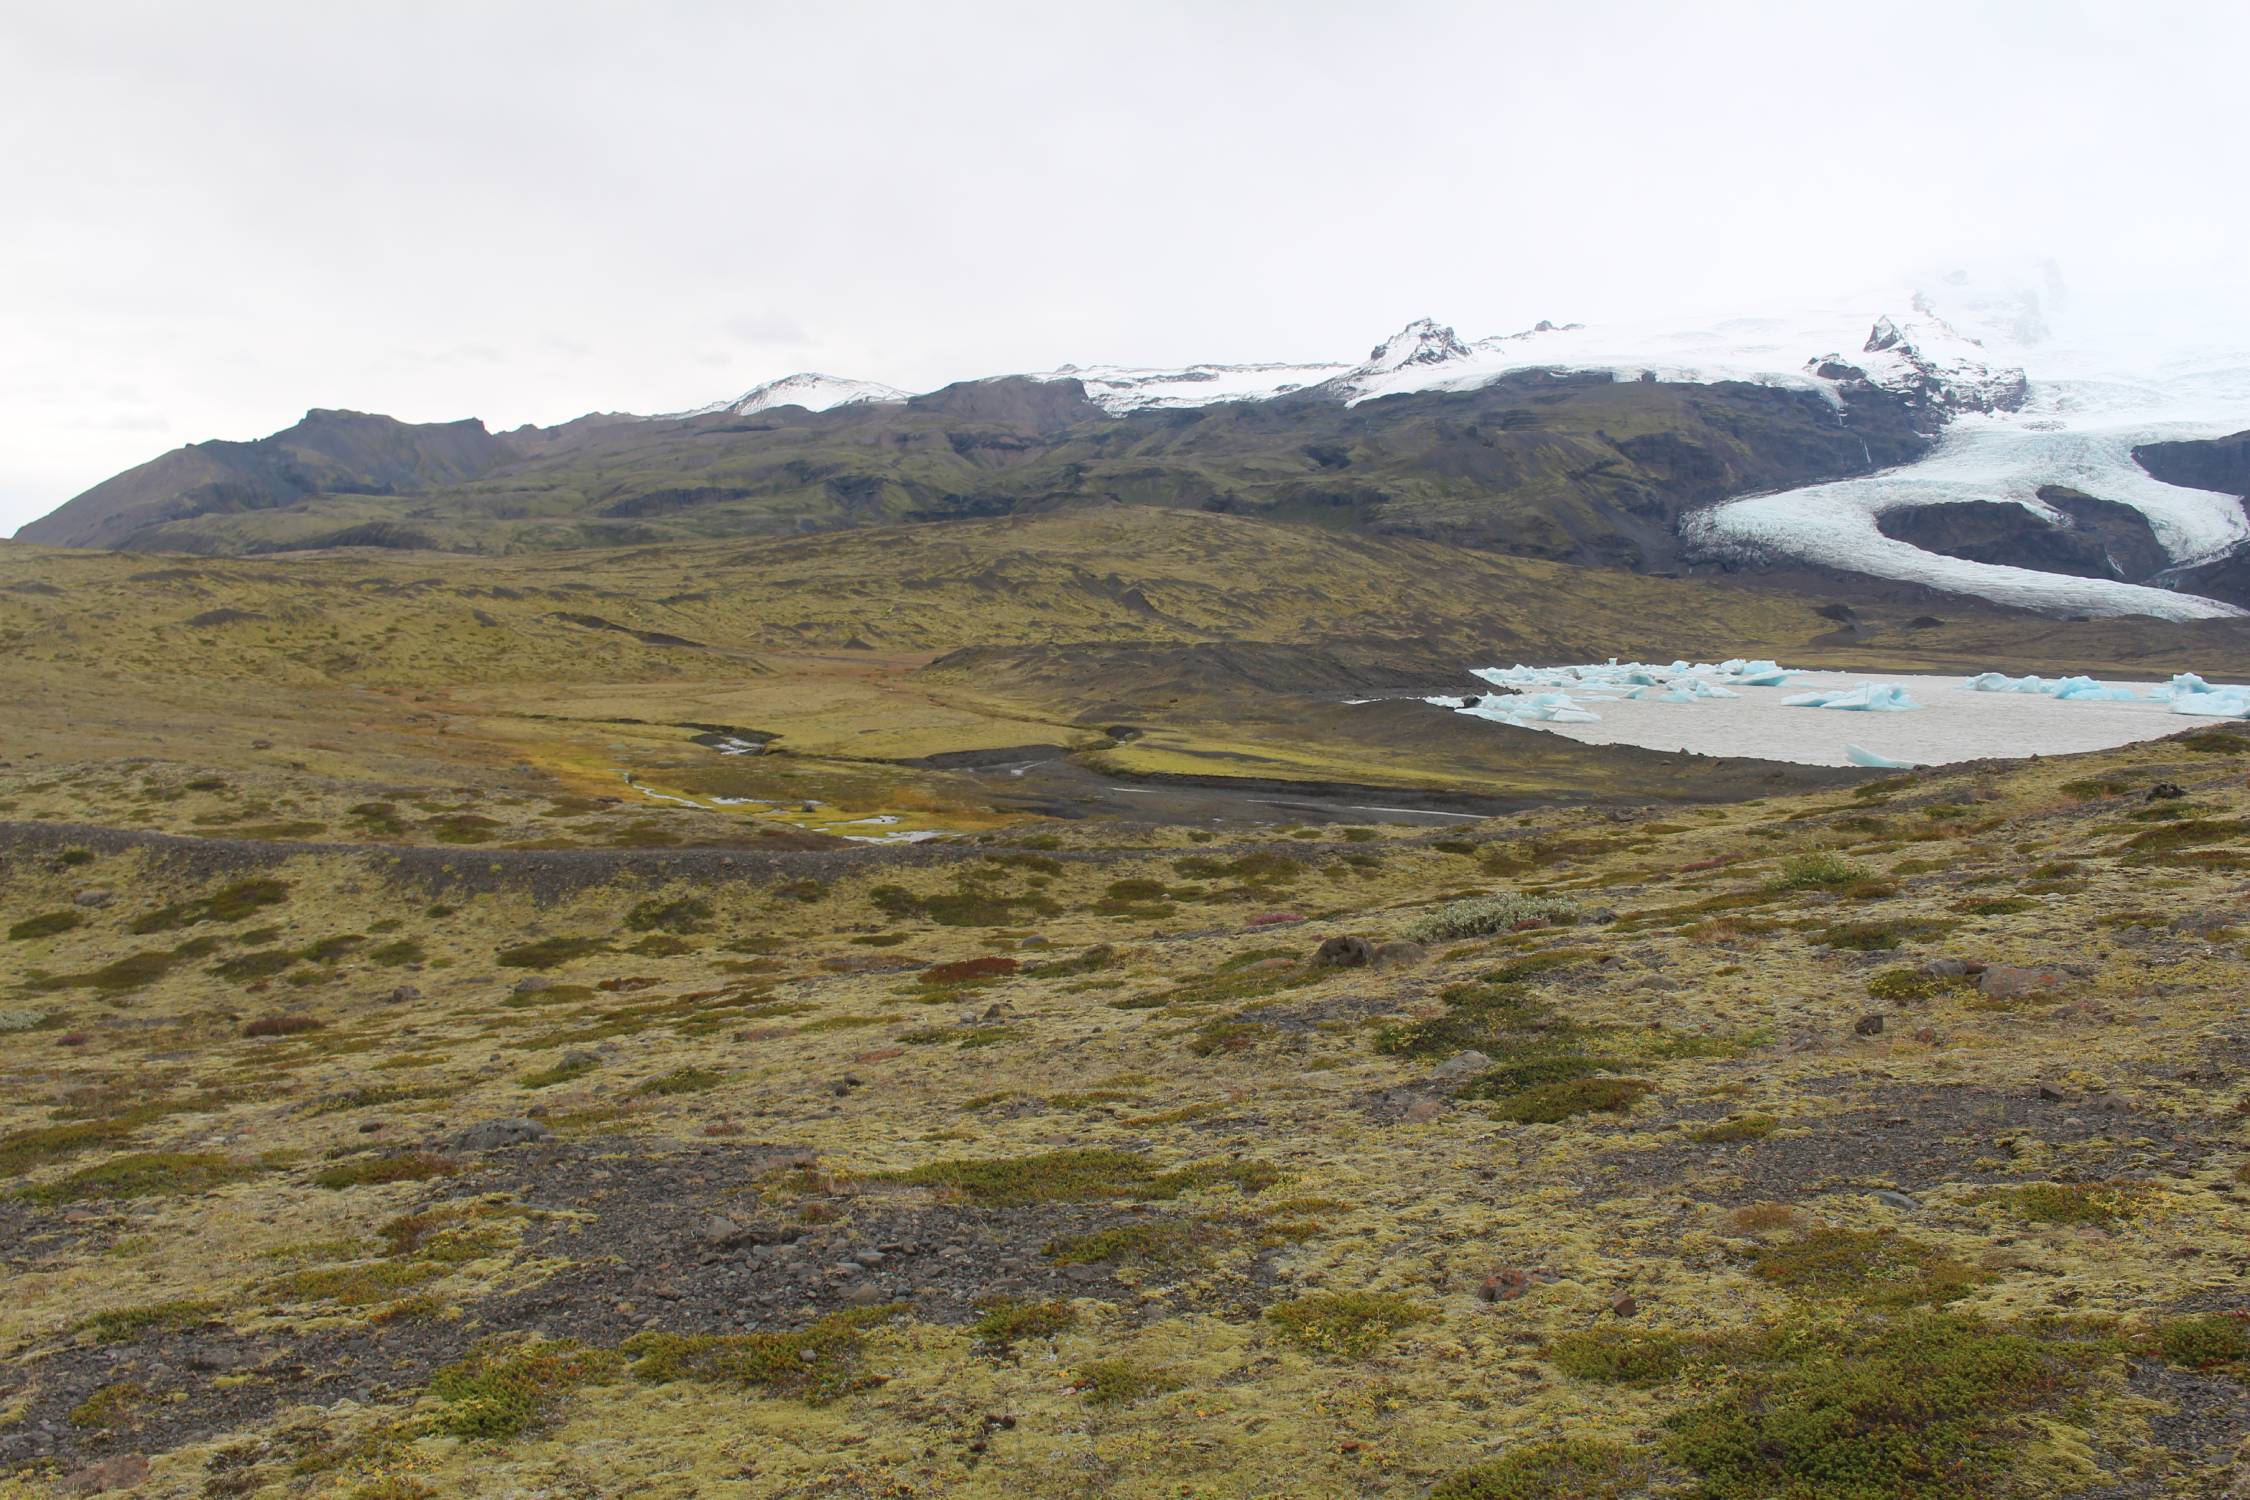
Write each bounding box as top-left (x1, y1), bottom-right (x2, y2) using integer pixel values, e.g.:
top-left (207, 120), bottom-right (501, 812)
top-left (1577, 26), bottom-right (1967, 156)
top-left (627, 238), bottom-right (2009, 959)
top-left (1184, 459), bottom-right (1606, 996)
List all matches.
top-left (14, 374), bottom-right (1932, 571)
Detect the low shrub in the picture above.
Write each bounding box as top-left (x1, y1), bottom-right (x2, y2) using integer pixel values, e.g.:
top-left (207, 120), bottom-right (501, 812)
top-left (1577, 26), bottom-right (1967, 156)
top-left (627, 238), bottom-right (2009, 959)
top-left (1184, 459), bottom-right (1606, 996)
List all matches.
top-left (243, 1013), bottom-right (322, 1038)
top-left (1267, 1291), bottom-right (1435, 1358)
top-left (1403, 893), bottom-right (1579, 943)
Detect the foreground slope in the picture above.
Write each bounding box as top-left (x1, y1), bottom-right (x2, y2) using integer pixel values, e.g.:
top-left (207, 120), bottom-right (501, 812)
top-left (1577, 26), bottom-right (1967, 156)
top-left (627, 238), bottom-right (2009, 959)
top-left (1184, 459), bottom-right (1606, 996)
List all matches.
top-left (0, 726), bottom-right (2245, 1496)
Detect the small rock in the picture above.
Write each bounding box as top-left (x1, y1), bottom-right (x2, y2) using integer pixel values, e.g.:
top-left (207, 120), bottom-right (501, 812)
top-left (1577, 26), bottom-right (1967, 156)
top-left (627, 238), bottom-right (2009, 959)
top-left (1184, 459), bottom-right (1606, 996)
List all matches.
top-left (560, 1049), bottom-right (602, 1071)
top-left (2036, 1081), bottom-right (2069, 1102)
top-left (57, 1454), bottom-right (149, 1496)
top-left (2145, 781), bottom-right (2186, 801)
top-left (452, 1118), bottom-right (552, 1151)
top-left (1398, 1095), bottom-right (1447, 1125)
top-left (1609, 1293), bottom-right (1638, 1318)
top-left (1978, 966), bottom-right (2067, 1002)
top-left (1314, 935), bottom-right (1375, 968)
top-left (1369, 940), bottom-right (1428, 971)
top-left (1918, 957), bottom-right (1980, 979)
top-left (384, 984), bottom-right (421, 1004)
top-left (841, 1280), bottom-right (889, 1307)
top-left (71, 888), bottom-right (113, 908)
top-left (1430, 1050), bottom-right (1492, 1085)
top-left (1853, 1013), bottom-right (1887, 1036)
top-left (1479, 1267), bottom-right (1531, 1302)
top-left (1017, 935), bottom-right (1050, 949)
top-left (1869, 1188), bottom-right (1920, 1211)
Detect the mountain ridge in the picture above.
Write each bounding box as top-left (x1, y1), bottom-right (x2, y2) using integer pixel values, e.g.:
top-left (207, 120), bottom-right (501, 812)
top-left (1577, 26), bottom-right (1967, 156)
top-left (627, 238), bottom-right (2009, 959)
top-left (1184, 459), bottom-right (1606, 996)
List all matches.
top-left (18, 281), bottom-right (2250, 621)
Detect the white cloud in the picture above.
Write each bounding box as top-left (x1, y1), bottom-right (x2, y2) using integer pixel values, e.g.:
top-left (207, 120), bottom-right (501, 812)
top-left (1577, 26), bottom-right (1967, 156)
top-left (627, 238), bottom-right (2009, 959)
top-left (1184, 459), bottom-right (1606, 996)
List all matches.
top-left (4, 0), bottom-right (2247, 535)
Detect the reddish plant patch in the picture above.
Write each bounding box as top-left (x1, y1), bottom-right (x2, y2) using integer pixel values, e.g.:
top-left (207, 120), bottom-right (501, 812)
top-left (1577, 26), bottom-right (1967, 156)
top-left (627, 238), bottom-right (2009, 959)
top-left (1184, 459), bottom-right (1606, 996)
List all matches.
top-left (243, 1014), bottom-right (323, 1038)
top-left (919, 956), bottom-right (1018, 986)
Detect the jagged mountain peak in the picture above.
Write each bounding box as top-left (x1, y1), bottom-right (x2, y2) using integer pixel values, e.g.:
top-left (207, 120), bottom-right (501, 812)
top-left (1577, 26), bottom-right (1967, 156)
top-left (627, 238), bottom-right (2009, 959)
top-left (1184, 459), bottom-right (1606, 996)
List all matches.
top-left (1362, 318), bottom-right (1472, 370)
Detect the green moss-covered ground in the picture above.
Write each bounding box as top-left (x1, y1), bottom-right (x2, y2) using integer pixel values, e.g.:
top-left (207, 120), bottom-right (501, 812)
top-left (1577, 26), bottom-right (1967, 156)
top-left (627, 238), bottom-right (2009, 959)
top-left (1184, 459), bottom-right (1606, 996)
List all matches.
top-left (1, 716), bottom-right (2246, 1496)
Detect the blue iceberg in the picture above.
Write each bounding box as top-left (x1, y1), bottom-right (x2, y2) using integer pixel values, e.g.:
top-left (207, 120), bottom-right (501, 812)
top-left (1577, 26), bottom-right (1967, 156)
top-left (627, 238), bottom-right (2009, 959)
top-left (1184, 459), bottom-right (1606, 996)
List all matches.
top-left (1963, 672), bottom-right (2138, 701)
top-left (2143, 672), bottom-right (2250, 717)
top-left (1781, 683), bottom-right (1919, 712)
top-left (1450, 690), bottom-right (1602, 726)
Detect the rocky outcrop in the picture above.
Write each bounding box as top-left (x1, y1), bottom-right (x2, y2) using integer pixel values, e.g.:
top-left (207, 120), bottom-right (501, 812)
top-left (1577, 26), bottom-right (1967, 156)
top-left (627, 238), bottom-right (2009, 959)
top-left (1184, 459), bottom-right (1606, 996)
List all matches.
top-left (2134, 430), bottom-right (2250, 498)
top-left (1874, 491), bottom-right (2167, 583)
top-left (1813, 317), bottom-right (2028, 430)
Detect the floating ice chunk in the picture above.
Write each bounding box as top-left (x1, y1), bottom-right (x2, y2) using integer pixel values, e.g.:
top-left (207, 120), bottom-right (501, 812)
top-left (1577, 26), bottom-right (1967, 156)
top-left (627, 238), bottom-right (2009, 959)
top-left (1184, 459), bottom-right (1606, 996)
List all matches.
top-left (1724, 659), bottom-right (1794, 686)
top-left (1470, 658), bottom-right (1796, 699)
top-left (1657, 678), bottom-right (1740, 703)
top-left (1781, 683), bottom-right (1918, 711)
top-left (2049, 676), bottom-right (2139, 702)
top-left (2169, 687), bottom-right (2250, 718)
top-left (1846, 744), bottom-right (1920, 769)
top-left (1452, 691), bottom-right (1601, 726)
top-left (1964, 671), bottom-right (2049, 694)
top-left (1963, 671), bottom-right (2137, 701)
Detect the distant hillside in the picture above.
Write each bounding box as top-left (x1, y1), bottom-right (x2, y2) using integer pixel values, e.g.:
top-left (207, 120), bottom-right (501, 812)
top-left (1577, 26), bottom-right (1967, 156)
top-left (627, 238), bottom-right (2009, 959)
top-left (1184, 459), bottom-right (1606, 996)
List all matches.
top-left (16, 409), bottom-right (527, 550)
top-left (13, 374), bottom-right (1930, 573)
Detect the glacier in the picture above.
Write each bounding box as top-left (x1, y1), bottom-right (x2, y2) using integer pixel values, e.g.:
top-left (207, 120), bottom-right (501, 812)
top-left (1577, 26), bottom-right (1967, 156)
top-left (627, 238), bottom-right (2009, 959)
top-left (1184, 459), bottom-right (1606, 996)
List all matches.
top-left (1686, 268), bottom-right (2250, 621)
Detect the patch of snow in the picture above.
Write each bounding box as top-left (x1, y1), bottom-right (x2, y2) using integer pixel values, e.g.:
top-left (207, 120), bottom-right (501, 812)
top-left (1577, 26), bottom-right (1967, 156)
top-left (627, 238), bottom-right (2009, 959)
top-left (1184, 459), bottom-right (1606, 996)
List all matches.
top-left (682, 373), bottom-right (911, 418)
top-left (1031, 359), bottom-right (1353, 414)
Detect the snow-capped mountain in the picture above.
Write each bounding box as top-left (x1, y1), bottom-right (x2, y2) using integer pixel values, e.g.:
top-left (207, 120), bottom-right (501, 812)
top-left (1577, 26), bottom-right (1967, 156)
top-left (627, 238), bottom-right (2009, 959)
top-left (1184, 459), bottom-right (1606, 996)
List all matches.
top-left (1016, 304), bottom-right (2029, 421)
top-left (1828, 314), bottom-right (2030, 419)
top-left (674, 269), bottom-right (2242, 622)
top-left (683, 372), bottom-right (911, 418)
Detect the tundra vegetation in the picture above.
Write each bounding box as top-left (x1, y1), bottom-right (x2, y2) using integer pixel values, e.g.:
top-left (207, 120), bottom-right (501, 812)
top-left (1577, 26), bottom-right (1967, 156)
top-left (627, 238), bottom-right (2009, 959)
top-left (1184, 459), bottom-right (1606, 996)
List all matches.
top-left (0, 520), bottom-right (2245, 1495)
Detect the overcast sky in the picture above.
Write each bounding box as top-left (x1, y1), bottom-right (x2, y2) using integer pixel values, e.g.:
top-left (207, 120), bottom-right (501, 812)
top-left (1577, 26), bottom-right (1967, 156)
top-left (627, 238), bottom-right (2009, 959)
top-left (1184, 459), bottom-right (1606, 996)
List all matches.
top-left (5, 0), bottom-right (2247, 536)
